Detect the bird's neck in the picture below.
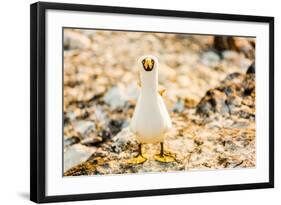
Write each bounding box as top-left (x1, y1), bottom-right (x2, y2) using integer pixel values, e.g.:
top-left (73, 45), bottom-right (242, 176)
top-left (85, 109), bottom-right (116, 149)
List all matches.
top-left (141, 71), bottom-right (158, 95)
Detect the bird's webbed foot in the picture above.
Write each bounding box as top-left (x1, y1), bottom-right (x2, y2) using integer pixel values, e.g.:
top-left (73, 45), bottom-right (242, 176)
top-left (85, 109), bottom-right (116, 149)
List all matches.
top-left (127, 154), bottom-right (147, 164)
top-left (154, 142), bottom-right (175, 163)
top-left (127, 144), bottom-right (147, 164)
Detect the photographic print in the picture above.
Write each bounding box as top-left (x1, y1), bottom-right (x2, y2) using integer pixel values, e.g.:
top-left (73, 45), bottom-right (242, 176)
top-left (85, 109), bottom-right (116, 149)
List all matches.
top-left (63, 29), bottom-right (256, 176)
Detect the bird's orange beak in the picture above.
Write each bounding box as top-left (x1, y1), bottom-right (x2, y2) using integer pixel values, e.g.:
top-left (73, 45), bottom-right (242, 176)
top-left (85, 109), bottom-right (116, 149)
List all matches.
top-left (142, 58), bottom-right (154, 71)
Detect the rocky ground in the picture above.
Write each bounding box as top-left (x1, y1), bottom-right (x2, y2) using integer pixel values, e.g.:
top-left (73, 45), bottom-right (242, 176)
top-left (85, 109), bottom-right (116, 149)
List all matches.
top-left (63, 29), bottom-right (255, 176)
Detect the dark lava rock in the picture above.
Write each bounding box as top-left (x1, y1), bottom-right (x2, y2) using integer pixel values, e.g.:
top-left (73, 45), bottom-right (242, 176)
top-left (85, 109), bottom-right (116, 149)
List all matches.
top-left (64, 161), bottom-right (97, 176)
top-left (213, 36), bottom-right (237, 55)
top-left (98, 129), bottom-right (112, 140)
top-left (108, 119), bottom-right (124, 136)
top-left (81, 135), bottom-right (103, 146)
top-left (213, 36), bottom-right (255, 59)
top-left (64, 136), bottom-right (80, 147)
top-left (196, 89), bottom-right (229, 116)
top-left (111, 128), bottom-right (137, 153)
top-left (196, 71), bottom-right (255, 118)
top-left (246, 61), bottom-right (255, 74)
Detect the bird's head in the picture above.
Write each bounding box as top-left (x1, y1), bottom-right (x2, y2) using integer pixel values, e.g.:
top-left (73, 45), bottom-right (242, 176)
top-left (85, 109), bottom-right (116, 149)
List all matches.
top-left (138, 55), bottom-right (159, 90)
top-left (139, 55), bottom-right (158, 72)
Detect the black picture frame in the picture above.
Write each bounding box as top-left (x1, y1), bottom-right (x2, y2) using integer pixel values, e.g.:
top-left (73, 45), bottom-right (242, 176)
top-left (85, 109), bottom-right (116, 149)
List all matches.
top-left (30, 1), bottom-right (274, 203)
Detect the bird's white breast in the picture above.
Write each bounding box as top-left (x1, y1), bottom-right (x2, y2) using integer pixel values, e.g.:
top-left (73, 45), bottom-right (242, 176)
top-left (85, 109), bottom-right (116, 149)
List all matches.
top-left (130, 92), bottom-right (171, 144)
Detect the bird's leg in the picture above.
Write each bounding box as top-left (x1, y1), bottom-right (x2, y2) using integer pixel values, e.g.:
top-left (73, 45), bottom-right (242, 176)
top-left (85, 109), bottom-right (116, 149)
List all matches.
top-left (154, 142), bottom-right (175, 163)
top-left (127, 143), bottom-right (147, 164)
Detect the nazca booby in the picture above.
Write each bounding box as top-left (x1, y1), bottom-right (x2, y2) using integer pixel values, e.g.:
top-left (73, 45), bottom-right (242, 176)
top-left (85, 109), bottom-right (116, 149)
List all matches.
top-left (128, 55), bottom-right (175, 164)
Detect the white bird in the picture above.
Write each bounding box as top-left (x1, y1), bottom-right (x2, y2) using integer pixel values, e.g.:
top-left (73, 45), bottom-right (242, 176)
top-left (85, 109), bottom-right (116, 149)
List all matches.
top-left (128, 55), bottom-right (174, 164)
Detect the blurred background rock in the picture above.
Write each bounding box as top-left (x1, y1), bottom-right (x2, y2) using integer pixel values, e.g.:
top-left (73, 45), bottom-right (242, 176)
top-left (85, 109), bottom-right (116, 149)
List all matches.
top-left (63, 29), bottom-right (256, 175)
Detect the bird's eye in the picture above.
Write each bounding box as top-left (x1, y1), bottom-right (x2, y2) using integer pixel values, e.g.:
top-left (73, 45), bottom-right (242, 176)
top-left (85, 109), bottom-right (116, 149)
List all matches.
top-left (142, 59), bottom-right (145, 65)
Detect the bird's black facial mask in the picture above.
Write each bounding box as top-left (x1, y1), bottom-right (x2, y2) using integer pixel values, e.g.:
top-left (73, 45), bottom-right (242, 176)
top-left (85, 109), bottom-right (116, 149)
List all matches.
top-left (142, 58), bottom-right (154, 72)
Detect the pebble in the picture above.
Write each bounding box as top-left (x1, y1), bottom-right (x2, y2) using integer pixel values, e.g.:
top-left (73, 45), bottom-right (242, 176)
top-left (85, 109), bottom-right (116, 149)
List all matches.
top-left (173, 100), bottom-right (185, 113)
top-left (222, 50), bottom-right (239, 60)
top-left (64, 30), bottom-right (91, 50)
top-left (111, 128), bottom-right (137, 153)
top-left (64, 136), bottom-right (80, 147)
top-left (93, 106), bottom-right (107, 122)
top-left (126, 83), bottom-right (140, 101)
top-left (201, 51), bottom-right (220, 67)
top-left (104, 85), bottom-right (128, 109)
top-left (232, 120), bottom-right (249, 128)
top-left (159, 64), bottom-right (177, 83)
top-left (65, 112), bottom-right (76, 122)
top-left (64, 144), bottom-right (96, 171)
top-left (81, 135), bottom-right (103, 145)
top-left (98, 129), bottom-right (112, 140)
top-left (72, 120), bottom-right (94, 137)
top-left (206, 121), bottom-right (222, 129)
top-left (178, 75), bottom-right (190, 87)
top-left (108, 119), bottom-right (124, 136)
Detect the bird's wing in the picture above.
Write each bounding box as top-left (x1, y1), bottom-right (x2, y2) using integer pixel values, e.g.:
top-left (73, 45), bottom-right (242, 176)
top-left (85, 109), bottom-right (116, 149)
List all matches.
top-left (157, 94), bottom-right (172, 130)
top-left (130, 96), bottom-right (141, 134)
top-left (158, 88), bottom-right (166, 96)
